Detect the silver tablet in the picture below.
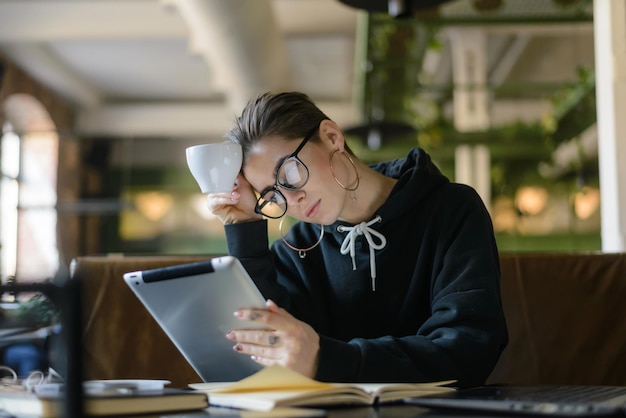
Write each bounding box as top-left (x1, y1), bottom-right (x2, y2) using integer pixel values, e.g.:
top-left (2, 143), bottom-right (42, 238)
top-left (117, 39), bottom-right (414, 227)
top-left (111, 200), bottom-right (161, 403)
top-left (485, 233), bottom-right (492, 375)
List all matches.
top-left (123, 255), bottom-right (266, 382)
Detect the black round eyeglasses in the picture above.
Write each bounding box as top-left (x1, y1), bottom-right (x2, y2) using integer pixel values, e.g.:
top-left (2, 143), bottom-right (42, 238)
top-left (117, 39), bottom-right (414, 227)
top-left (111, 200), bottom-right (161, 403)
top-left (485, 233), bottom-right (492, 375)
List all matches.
top-left (254, 121), bottom-right (325, 219)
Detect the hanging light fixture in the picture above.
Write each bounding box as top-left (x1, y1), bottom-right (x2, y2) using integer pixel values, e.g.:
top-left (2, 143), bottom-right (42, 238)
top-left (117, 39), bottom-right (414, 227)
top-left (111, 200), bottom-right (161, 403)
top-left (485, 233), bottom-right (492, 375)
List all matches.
top-left (337, 0), bottom-right (449, 149)
top-left (344, 61), bottom-right (418, 150)
top-left (337, 0), bottom-right (457, 18)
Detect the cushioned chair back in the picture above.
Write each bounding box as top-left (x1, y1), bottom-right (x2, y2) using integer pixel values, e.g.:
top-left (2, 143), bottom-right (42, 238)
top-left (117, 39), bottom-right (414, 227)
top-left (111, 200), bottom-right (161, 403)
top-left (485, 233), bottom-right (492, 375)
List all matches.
top-left (72, 252), bottom-right (626, 387)
top-left (72, 255), bottom-right (210, 387)
top-left (489, 252), bottom-right (626, 386)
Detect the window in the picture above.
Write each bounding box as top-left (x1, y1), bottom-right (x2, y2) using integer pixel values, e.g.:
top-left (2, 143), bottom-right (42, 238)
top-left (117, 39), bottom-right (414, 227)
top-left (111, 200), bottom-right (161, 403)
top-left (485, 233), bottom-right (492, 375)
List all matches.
top-left (1, 125), bottom-right (59, 284)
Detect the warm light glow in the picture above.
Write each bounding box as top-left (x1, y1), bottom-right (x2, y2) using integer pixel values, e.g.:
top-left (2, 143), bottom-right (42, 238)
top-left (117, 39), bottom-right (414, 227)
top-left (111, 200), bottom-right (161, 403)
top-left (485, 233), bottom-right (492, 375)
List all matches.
top-left (190, 194), bottom-right (219, 220)
top-left (492, 196), bottom-right (517, 233)
top-left (134, 191), bottom-right (173, 221)
top-left (573, 186), bottom-right (600, 220)
top-left (515, 186), bottom-right (548, 216)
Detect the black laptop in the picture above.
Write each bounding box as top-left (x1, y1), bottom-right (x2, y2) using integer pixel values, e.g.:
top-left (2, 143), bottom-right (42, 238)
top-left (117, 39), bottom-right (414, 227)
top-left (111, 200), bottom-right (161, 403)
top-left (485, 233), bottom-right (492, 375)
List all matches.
top-left (405, 385), bottom-right (626, 417)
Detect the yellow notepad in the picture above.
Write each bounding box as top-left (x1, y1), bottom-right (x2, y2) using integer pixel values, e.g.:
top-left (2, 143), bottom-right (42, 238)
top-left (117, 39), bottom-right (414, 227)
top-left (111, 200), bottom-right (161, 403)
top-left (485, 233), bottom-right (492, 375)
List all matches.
top-left (190, 365), bottom-right (455, 411)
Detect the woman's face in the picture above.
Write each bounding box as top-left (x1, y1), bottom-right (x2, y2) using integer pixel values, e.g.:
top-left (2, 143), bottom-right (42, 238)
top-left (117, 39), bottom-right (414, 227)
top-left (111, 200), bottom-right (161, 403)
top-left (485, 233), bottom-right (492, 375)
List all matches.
top-left (243, 121), bottom-right (352, 225)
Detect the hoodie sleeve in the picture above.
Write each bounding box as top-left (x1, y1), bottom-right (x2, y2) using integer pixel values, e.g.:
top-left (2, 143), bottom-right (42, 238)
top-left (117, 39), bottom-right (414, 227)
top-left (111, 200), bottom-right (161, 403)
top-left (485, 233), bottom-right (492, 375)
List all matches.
top-left (224, 220), bottom-right (326, 323)
top-left (224, 220), bottom-right (292, 307)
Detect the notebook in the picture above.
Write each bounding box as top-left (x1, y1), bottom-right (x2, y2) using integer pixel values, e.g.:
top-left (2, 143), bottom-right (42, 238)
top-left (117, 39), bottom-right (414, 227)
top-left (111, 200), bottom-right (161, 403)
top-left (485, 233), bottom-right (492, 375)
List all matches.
top-left (123, 255), bottom-right (267, 382)
top-left (405, 385), bottom-right (626, 416)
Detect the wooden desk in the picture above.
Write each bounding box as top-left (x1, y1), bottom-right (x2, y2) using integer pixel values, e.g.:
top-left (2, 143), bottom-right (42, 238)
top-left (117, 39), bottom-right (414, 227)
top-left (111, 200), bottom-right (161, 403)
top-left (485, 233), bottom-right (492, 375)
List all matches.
top-left (180, 405), bottom-right (512, 417)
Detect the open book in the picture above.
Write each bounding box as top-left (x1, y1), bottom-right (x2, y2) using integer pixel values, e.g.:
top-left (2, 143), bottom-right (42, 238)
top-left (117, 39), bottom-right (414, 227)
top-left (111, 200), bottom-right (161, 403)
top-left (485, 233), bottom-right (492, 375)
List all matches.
top-left (190, 365), bottom-right (456, 411)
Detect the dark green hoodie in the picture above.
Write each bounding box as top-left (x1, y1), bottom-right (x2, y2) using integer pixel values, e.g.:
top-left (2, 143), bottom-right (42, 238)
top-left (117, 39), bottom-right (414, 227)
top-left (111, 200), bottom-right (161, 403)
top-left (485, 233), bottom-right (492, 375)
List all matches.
top-left (226, 147), bottom-right (508, 387)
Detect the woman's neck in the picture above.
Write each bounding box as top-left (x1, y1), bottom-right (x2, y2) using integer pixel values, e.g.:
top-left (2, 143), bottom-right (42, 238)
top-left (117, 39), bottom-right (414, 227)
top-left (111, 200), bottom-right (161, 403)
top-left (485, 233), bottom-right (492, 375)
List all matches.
top-left (339, 164), bottom-right (397, 224)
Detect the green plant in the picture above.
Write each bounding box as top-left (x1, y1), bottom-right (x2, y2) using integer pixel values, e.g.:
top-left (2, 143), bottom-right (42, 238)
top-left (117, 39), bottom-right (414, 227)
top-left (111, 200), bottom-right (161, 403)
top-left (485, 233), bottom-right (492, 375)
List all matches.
top-left (541, 66), bottom-right (596, 145)
top-left (15, 293), bottom-right (60, 327)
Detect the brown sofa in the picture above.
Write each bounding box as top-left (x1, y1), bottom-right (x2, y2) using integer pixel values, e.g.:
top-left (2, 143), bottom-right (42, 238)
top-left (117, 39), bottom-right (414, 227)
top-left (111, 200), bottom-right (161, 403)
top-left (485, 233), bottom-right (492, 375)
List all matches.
top-left (70, 252), bottom-right (626, 388)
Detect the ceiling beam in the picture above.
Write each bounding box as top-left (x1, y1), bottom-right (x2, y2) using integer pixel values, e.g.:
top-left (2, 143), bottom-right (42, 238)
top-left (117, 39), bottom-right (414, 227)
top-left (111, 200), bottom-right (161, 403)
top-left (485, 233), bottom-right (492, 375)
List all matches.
top-left (75, 101), bottom-right (361, 138)
top-left (1, 43), bottom-right (101, 107)
top-left (73, 95), bottom-right (555, 144)
top-left (272, 0), bottom-right (358, 35)
top-left (76, 102), bottom-right (234, 138)
top-left (483, 23), bottom-right (593, 36)
top-left (166, 0), bottom-right (289, 112)
top-left (0, 1), bottom-right (188, 41)
top-left (442, 98), bottom-right (551, 128)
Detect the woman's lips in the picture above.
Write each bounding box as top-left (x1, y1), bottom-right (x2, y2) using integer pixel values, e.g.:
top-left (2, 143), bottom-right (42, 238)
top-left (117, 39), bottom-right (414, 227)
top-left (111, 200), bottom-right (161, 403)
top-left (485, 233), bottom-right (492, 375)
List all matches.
top-left (306, 200), bottom-right (321, 218)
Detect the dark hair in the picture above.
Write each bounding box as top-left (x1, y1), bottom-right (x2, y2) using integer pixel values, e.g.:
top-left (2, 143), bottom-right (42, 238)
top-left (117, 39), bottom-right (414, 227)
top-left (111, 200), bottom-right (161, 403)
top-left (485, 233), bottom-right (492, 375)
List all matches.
top-left (224, 91), bottom-right (330, 163)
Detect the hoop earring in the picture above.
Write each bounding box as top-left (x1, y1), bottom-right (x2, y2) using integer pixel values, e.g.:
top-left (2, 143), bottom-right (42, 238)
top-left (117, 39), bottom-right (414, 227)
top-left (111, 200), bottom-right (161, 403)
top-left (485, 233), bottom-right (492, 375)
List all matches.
top-left (279, 217), bottom-right (324, 259)
top-left (329, 149), bottom-right (360, 201)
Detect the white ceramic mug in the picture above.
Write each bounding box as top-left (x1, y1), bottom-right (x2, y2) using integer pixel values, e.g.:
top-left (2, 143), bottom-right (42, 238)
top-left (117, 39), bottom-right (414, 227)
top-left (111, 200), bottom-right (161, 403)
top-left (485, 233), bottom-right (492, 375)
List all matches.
top-left (186, 142), bottom-right (242, 193)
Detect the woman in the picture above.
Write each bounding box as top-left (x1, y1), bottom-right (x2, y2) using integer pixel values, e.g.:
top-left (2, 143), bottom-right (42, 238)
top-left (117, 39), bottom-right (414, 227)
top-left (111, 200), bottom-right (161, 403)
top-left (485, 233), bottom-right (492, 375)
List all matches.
top-left (208, 91), bottom-right (507, 387)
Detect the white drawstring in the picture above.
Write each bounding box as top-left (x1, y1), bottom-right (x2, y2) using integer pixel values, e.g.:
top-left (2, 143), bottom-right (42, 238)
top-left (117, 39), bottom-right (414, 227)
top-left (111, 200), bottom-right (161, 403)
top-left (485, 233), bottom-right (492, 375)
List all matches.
top-left (337, 216), bottom-right (386, 291)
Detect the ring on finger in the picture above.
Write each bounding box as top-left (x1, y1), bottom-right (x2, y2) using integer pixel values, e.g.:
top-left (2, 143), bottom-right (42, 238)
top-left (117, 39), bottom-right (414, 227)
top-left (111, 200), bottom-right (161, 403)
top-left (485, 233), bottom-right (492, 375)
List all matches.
top-left (268, 335), bottom-right (279, 345)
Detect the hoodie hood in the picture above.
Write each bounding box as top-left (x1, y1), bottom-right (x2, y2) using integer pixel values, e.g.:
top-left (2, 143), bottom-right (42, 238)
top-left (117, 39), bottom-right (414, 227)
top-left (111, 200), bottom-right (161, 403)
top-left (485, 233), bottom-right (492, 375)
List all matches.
top-left (367, 147), bottom-right (449, 224)
top-left (326, 147), bottom-right (450, 289)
